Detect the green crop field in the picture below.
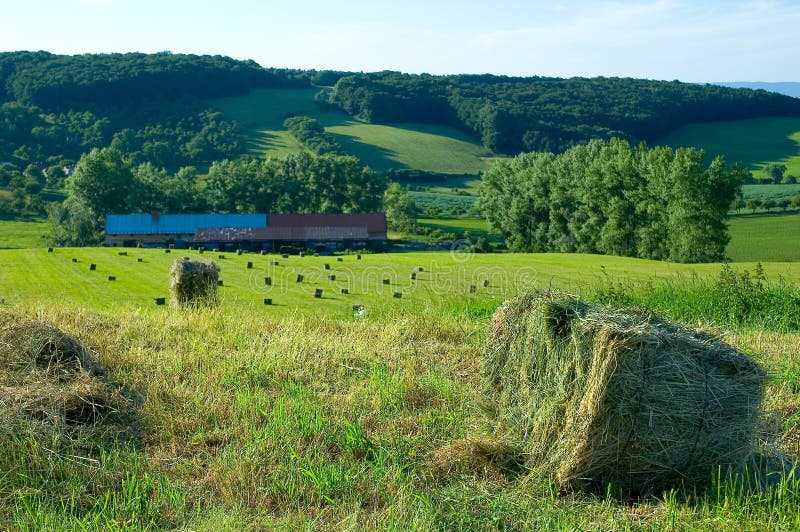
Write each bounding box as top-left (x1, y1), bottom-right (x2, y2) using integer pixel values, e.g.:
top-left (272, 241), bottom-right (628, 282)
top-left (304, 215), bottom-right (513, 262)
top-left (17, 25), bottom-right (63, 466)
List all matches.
top-left (3, 246), bottom-right (800, 529)
top-left (660, 117), bottom-right (800, 179)
top-left (210, 88), bottom-right (497, 174)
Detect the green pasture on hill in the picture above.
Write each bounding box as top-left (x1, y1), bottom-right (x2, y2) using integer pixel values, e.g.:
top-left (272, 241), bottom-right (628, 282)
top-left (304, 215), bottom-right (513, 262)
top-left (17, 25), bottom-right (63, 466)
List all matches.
top-left (727, 213), bottom-right (800, 262)
top-left (1, 247), bottom-right (799, 315)
top-left (660, 116), bottom-right (800, 179)
top-left (0, 219), bottom-right (49, 249)
top-left (210, 88), bottom-right (497, 174)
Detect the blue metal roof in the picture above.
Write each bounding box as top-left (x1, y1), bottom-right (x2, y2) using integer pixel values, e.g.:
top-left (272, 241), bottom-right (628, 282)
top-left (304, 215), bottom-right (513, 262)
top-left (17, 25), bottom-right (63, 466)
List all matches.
top-left (105, 214), bottom-right (267, 235)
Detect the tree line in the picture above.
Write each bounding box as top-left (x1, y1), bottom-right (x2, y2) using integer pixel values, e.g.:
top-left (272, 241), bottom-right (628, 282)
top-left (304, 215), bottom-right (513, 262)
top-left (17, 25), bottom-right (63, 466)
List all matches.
top-left (283, 116), bottom-right (343, 155)
top-left (49, 148), bottom-right (387, 246)
top-left (324, 72), bottom-right (800, 154)
top-left (478, 139), bottom-right (747, 263)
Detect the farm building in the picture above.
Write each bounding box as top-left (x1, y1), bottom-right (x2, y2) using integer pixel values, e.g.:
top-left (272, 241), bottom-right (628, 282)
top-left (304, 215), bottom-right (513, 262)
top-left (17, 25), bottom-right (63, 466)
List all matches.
top-left (104, 213), bottom-right (387, 251)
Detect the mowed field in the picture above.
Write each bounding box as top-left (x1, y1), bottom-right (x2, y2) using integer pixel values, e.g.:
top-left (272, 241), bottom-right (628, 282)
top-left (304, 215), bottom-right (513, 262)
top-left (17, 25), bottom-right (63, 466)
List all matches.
top-left (7, 247), bottom-right (792, 314)
top-left (3, 247), bottom-right (800, 528)
top-left (660, 117), bottom-right (800, 179)
top-left (210, 88), bottom-right (497, 174)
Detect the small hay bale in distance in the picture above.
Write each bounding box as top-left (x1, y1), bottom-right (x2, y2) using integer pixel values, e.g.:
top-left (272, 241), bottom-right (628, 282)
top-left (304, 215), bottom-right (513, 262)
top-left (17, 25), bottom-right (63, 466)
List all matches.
top-left (107, 275), bottom-right (116, 281)
top-left (218, 254), bottom-right (225, 259)
top-left (341, 288), bottom-right (349, 295)
top-left (393, 292), bottom-right (402, 298)
top-left (264, 276), bottom-right (272, 286)
top-left (263, 298), bottom-right (272, 305)
top-left (328, 274), bottom-right (336, 281)
top-left (137, 258), bottom-right (143, 263)
top-left (47, 247), bottom-right (53, 252)
top-left (118, 251), bottom-right (127, 256)
top-left (164, 249), bottom-right (171, 254)
top-left (469, 284), bottom-right (477, 293)
top-left (217, 279), bottom-right (224, 286)
top-left (296, 274), bottom-right (304, 283)
top-left (246, 262), bottom-right (253, 269)
top-left (154, 297), bottom-right (166, 306)
top-left (485, 291), bottom-right (767, 496)
top-left (356, 254), bottom-right (362, 260)
top-left (71, 258), bottom-right (78, 263)
top-left (410, 272), bottom-right (417, 280)
top-left (237, 249), bottom-right (243, 255)
top-left (281, 254), bottom-right (289, 259)
top-left (337, 257), bottom-right (343, 262)
top-left (382, 279), bottom-right (390, 285)
top-left (483, 279), bottom-right (490, 288)
top-left (314, 288), bottom-right (323, 298)
top-left (324, 263), bottom-right (331, 270)
top-left (168, 258), bottom-right (220, 308)
top-left (89, 263), bottom-right (96, 271)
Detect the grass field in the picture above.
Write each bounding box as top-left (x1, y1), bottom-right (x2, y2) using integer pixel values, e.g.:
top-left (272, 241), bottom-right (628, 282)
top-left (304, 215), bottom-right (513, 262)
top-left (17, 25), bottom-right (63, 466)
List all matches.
top-left (727, 213), bottom-right (800, 262)
top-left (0, 219), bottom-right (49, 249)
top-left (660, 117), bottom-right (800, 179)
top-left (742, 184), bottom-right (800, 204)
top-left (210, 88), bottom-right (497, 174)
top-left (2, 247), bottom-right (800, 528)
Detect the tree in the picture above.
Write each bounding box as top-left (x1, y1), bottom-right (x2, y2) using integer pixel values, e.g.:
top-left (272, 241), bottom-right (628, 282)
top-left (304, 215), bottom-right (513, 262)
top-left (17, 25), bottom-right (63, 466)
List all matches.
top-left (746, 198), bottom-right (761, 213)
top-left (68, 147), bottom-right (136, 218)
top-left (764, 163), bottom-right (787, 184)
top-left (777, 198), bottom-right (791, 211)
top-left (762, 198), bottom-right (777, 212)
top-left (792, 195), bottom-right (800, 210)
top-left (383, 182), bottom-right (416, 231)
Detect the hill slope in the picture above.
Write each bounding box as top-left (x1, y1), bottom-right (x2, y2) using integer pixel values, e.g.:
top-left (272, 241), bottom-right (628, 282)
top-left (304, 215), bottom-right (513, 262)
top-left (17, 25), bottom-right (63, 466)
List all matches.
top-left (660, 117), bottom-right (800, 179)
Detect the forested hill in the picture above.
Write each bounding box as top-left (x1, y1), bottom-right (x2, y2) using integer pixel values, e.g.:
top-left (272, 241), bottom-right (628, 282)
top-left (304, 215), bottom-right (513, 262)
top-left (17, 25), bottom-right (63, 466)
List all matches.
top-left (0, 51), bottom-right (307, 108)
top-left (323, 72), bottom-right (800, 153)
top-left (3, 51), bottom-right (800, 173)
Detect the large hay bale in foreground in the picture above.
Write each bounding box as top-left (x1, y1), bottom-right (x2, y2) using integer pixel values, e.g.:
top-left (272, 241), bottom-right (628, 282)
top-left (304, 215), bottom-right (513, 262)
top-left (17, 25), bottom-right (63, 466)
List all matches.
top-left (169, 258), bottom-right (219, 307)
top-left (485, 291), bottom-right (767, 496)
top-left (0, 312), bottom-right (121, 427)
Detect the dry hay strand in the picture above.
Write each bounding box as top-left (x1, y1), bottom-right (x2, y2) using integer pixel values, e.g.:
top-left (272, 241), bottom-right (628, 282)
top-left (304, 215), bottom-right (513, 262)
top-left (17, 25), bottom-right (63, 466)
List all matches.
top-left (428, 437), bottom-right (524, 482)
top-left (485, 290), bottom-right (768, 496)
top-left (0, 312), bottom-right (127, 429)
top-left (169, 258), bottom-right (220, 308)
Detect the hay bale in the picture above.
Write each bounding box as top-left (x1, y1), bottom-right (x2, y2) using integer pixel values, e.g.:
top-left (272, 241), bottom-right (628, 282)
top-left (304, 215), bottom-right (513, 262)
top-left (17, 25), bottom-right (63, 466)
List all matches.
top-left (485, 291), bottom-right (768, 496)
top-left (0, 313), bottom-right (121, 427)
top-left (107, 275), bottom-right (116, 281)
top-left (483, 279), bottom-right (490, 288)
top-left (341, 288), bottom-right (349, 294)
top-left (393, 292), bottom-right (402, 299)
top-left (168, 258), bottom-right (220, 307)
top-left (356, 254), bottom-right (362, 260)
top-left (89, 263), bottom-right (96, 271)
top-left (469, 285), bottom-right (477, 293)
top-left (328, 274), bottom-right (336, 281)
top-left (118, 251), bottom-right (127, 256)
top-left (71, 258), bottom-right (78, 263)
top-left (410, 273), bottom-right (417, 280)
top-left (337, 258), bottom-right (343, 262)
top-left (164, 249), bottom-right (171, 254)
top-left (47, 247), bottom-right (53, 252)
top-left (324, 263), bottom-right (331, 270)
top-left (264, 276), bottom-right (272, 286)
top-left (246, 262), bottom-right (253, 269)
top-left (382, 279), bottom-right (390, 285)
top-left (137, 258), bottom-right (143, 263)
top-left (154, 297), bottom-right (165, 305)
top-left (314, 288), bottom-right (323, 298)
top-left (296, 274), bottom-right (304, 283)
top-left (263, 298), bottom-right (272, 305)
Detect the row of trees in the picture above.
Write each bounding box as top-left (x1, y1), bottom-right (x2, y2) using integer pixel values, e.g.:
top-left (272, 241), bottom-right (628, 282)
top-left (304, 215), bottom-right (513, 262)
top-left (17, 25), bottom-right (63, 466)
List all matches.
top-left (479, 139), bottom-right (747, 263)
top-left (48, 148), bottom-right (388, 245)
top-left (325, 72), bottom-right (800, 154)
top-left (283, 116), bottom-right (343, 155)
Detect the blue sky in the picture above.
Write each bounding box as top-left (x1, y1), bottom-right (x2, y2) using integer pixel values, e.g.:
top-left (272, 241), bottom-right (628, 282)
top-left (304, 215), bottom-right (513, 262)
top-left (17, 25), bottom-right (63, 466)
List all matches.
top-left (1, 0), bottom-right (798, 81)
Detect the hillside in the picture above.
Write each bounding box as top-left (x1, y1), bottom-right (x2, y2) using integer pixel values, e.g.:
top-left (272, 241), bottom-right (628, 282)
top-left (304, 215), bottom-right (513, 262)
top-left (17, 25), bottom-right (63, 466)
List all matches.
top-left (660, 117), bottom-right (800, 179)
top-left (210, 88), bottom-right (497, 174)
top-left (715, 82), bottom-right (800, 98)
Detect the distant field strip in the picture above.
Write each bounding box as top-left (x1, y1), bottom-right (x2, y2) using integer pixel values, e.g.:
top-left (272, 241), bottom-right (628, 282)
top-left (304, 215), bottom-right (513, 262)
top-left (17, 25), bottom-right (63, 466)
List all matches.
top-left (727, 213), bottom-right (800, 262)
top-left (1, 248), bottom-right (799, 315)
top-left (660, 117), bottom-right (800, 179)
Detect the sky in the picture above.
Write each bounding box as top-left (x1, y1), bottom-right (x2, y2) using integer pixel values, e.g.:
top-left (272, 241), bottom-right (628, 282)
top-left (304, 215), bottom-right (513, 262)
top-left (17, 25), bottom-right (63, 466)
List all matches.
top-left (0, 0), bottom-right (798, 82)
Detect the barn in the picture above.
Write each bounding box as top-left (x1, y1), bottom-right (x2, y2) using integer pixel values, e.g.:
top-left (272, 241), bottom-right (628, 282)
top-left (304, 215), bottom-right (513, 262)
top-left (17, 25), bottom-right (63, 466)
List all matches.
top-left (104, 212), bottom-right (387, 251)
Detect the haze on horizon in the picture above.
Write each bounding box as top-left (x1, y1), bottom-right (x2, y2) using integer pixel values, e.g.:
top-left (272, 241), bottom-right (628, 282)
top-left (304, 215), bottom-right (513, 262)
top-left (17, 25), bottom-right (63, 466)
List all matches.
top-left (1, 0), bottom-right (798, 83)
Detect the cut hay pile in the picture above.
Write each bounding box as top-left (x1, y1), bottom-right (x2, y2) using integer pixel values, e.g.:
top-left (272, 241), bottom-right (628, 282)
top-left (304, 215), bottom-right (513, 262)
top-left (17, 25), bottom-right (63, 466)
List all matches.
top-left (485, 291), bottom-right (768, 496)
top-left (169, 258), bottom-right (220, 307)
top-left (0, 311), bottom-right (124, 430)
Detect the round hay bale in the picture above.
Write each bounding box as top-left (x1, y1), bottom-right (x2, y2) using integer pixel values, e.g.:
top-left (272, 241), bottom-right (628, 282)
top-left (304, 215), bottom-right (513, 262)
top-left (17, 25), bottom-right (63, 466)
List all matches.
top-left (0, 312), bottom-right (123, 427)
top-left (485, 290), bottom-right (768, 496)
top-left (169, 258), bottom-right (220, 308)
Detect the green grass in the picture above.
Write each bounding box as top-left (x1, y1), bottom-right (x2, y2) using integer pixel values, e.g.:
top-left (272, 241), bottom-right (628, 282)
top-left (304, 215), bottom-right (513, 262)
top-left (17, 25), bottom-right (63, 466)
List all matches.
top-left (727, 213), bottom-right (800, 262)
top-left (2, 247), bottom-right (800, 314)
top-left (0, 219), bottom-right (49, 249)
top-left (210, 88), bottom-right (497, 174)
top-left (2, 248), bottom-right (800, 528)
top-left (660, 117), bottom-right (800, 179)
top-left (742, 184), bottom-right (800, 203)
